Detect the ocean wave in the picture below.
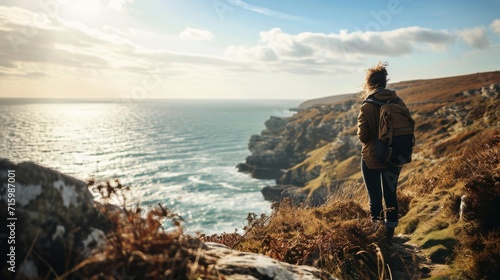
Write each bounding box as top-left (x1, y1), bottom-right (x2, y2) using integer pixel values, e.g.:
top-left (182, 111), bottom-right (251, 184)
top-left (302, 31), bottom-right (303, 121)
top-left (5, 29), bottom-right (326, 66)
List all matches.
top-left (187, 175), bottom-right (215, 187)
top-left (156, 171), bottom-right (187, 179)
top-left (0, 100), bottom-right (299, 234)
top-left (218, 182), bottom-right (241, 190)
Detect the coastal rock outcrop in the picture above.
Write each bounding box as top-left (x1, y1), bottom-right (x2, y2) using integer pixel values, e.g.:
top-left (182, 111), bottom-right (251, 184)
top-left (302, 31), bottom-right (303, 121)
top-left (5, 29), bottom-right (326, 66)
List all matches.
top-left (238, 98), bottom-right (362, 205)
top-left (237, 116), bottom-right (293, 179)
top-left (238, 99), bottom-right (359, 182)
top-left (0, 159), bottom-right (103, 279)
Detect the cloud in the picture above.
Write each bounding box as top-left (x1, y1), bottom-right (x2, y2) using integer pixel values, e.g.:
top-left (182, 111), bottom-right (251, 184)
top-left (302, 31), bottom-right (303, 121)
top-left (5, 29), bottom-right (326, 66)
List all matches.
top-left (0, 7), bottom-right (135, 73)
top-left (226, 27), bottom-right (456, 69)
top-left (490, 19), bottom-right (500, 34)
top-left (0, 4), bottom-right (495, 86)
top-left (0, 7), bottom-right (110, 72)
top-left (227, 0), bottom-right (315, 23)
top-left (458, 27), bottom-right (489, 49)
top-left (0, 6), bottom-right (240, 82)
top-left (226, 45), bottom-right (278, 61)
top-left (179, 27), bottom-right (215, 41)
top-left (223, 24), bottom-right (500, 74)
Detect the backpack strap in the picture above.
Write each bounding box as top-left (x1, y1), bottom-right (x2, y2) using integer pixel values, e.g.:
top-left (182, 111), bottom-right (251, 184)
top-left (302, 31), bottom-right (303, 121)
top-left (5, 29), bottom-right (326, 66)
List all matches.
top-left (363, 97), bottom-right (400, 107)
top-left (363, 97), bottom-right (385, 107)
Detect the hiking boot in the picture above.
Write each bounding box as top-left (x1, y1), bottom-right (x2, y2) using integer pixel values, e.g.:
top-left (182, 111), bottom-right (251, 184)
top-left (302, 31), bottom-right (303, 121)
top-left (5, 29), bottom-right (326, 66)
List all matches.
top-left (386, 227), bottom-right (395, 245)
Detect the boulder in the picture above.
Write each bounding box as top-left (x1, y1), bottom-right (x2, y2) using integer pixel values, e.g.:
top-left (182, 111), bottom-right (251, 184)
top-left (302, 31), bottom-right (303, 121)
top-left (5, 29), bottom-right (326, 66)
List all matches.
top-left (0, 159), bottom-right (103, 279)
top-left (202, 242), bottom-right (337, 280)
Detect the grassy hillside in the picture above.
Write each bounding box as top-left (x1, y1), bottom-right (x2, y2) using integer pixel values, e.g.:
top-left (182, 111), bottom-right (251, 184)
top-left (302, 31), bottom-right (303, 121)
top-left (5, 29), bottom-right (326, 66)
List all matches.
top-left (208, 71), bottom-right (500, 279)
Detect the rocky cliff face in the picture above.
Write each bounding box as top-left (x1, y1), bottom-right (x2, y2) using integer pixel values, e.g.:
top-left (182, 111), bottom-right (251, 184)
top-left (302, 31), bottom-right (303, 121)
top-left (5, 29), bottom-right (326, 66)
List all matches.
top-left (237, 116), bottom-right (293, 179)
top-left (239, 72), bottom-right (500, 205)
top-left (238, 99), bottom-right (359, 181)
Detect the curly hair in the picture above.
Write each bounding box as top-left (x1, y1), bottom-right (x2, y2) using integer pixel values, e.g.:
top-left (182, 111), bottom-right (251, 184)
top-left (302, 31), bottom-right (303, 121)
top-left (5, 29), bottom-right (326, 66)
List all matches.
top-left (364, 61), bottom-right (389, 94)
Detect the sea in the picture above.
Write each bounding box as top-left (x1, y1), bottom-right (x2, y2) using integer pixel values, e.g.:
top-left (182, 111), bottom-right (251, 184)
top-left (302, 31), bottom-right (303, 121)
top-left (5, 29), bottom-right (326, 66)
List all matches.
top-left (0, 99), bottom-right (300, 234)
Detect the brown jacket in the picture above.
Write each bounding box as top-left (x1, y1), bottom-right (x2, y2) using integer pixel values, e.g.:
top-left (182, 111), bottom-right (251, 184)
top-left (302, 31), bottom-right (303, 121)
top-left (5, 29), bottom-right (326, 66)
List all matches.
top-left (357, 88), bottom-right (406, 169)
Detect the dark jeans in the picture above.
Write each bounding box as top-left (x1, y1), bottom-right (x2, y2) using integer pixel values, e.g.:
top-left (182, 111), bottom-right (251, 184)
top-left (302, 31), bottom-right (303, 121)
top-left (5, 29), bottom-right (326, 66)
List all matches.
top-left (361, 158), bottom-right (402, 228)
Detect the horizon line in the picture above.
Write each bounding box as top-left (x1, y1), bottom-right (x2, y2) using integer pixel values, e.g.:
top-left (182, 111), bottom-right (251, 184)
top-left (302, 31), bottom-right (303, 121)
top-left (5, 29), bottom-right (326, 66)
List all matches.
top-left (0, 97), bottom-right (308, 104)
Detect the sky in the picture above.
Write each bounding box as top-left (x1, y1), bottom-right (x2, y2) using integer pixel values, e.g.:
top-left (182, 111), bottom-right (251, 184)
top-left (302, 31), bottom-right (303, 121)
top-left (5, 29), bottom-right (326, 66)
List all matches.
top-left (0, 0), bottom-right (499, 101)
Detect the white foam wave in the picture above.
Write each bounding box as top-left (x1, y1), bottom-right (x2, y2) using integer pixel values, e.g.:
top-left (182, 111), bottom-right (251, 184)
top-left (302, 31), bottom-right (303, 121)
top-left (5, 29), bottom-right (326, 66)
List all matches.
top-left (170, 137), bottom-right (185, 142)
top-left (156, 171), bottom-right (186, 179)
top-left (218, 182), bottom-right (240, 190)
top-left (188, 175), bottom-right (214, 186)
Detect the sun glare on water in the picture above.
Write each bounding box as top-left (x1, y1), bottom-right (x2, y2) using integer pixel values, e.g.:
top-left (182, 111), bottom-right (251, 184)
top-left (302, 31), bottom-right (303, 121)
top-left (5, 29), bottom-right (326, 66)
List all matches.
top-left (31, 103), bottom-right (119, 176)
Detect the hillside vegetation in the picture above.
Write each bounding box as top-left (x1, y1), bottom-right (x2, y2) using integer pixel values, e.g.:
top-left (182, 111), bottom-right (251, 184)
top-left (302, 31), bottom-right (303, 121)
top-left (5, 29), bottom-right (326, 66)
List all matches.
top-left (223, 71), bottom-right (500, 278)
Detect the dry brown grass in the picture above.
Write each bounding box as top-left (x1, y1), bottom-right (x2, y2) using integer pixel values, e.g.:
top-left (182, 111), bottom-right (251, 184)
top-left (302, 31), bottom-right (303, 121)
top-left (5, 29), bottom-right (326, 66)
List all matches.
top-left (202, 199), bottom-right (393, 279)
top-left (393, 71), bottom-right (500, 104)
top-left (452, 130), bottom-right (500, 279)
top-left (63, 182), bottom-right (383, 279)
top-left (61, 180), bottom-right (215, 280)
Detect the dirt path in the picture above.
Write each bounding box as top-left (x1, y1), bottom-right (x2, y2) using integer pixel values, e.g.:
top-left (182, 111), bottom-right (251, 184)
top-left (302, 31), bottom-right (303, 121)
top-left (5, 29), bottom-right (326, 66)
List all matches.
top-left (387, 235), bottom-right (450, 279)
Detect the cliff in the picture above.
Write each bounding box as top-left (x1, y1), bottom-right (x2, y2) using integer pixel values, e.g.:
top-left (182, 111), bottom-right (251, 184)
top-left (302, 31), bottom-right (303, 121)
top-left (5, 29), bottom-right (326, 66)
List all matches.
top-left (295, 93), bottom-right (355, 111)
top-left (239, 71), bottom-right (500, 205)
top-left (235, 71), bottom-right (500, 278)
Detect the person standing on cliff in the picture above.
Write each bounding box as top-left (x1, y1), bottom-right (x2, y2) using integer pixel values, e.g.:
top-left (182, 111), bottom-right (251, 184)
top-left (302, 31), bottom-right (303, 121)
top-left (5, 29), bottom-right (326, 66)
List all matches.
top-left (357, 62), bottom-right (404, 245)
